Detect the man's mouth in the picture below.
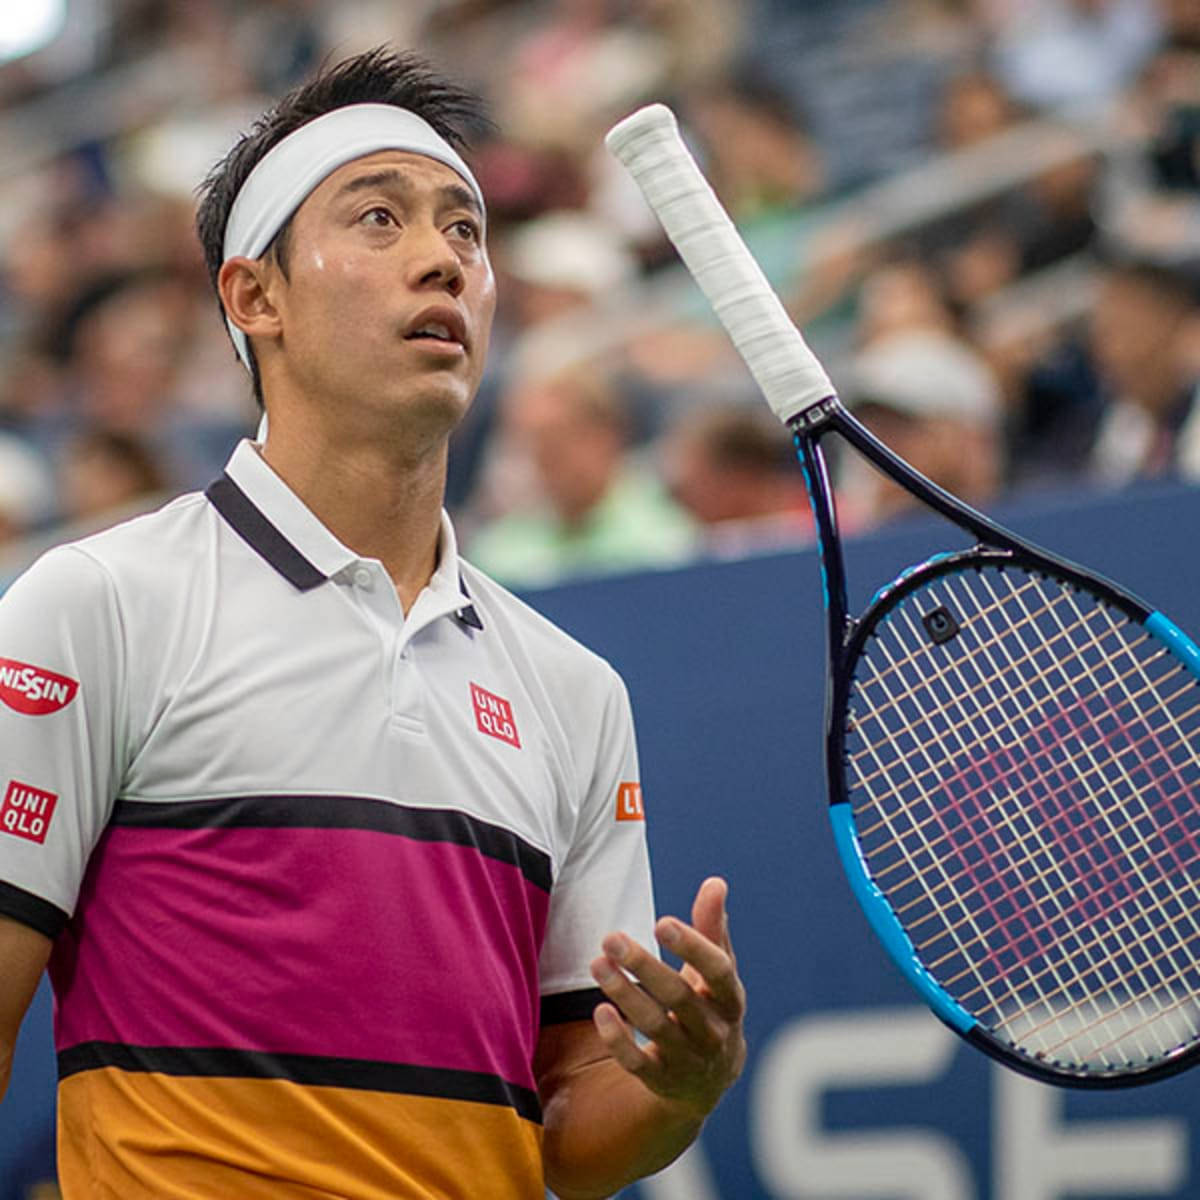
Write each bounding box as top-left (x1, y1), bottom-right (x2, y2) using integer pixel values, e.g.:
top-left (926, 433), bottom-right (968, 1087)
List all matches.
top-left (408, 322), bottom-right (456, 343)
top-left (404, 308), bottom-right (467, 349)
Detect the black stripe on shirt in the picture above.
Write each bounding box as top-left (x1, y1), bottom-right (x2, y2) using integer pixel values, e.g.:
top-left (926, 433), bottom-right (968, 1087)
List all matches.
top-left (57, 1041), bottom-right (542, 1123)
top-left (540, 988), bottom-right (606, 1026)
top-left (110, 795), bottom-right (553, 893)
top-left (0, 879), bottom-right (68, 940)
top-left (205, 474), bottom-right (327, 593)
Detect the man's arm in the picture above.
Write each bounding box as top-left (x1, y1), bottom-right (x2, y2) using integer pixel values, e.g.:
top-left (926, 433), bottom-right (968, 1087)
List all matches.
top-left (535, 876), bottom-right (746, 1200)
top-left (0, 914), bottom-right (52, 1101)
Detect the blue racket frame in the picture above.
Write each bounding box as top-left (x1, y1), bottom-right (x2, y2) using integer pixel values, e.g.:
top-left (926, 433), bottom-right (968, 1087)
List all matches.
top-left (790, 395), bottom-right (1200, 1088)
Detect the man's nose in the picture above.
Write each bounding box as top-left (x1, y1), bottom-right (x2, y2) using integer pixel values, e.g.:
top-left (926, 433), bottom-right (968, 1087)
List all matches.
top-left (407, 226), bottom-right (464, 295)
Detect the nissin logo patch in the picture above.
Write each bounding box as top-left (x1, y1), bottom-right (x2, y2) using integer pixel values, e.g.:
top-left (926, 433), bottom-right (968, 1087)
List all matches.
top-left (0, 659), bottom-right (79, 715)
top-left (470, 683), bottom-right (521, 748)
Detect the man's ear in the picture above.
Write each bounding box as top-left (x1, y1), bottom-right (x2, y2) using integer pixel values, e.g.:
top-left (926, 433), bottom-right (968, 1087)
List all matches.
top-left (218, 256), bottom-right (282, 346)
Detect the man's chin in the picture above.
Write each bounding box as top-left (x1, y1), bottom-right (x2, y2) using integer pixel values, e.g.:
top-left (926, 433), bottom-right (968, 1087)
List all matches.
top-left (369, 384), bottom-right (472, 445)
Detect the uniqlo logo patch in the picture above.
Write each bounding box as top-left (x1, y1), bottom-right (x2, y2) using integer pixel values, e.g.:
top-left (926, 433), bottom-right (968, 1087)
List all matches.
top-left (616, 782), bottom-right (644, 822)
top-left (1, 781), bottom-right (57, 844)
top-left (0, 658), bottom-right (78, 715)
top-left (470, 682), bottom-right (521, 748)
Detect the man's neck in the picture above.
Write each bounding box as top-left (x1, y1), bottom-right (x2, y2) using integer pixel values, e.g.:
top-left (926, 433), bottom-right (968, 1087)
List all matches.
top-left (260, 417), bottom-right (449, 614)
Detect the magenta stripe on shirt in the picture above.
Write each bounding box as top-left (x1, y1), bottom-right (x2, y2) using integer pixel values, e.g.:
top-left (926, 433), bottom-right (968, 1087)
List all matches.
top-left (50, 817), bottom-right (550, 1090)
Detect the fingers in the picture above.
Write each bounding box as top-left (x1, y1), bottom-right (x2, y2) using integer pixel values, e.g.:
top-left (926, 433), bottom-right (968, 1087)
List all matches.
top-left (592, 1000), bottom-right (658, 1078)
top-left (589, 883), bottom-right (747, 1113)
top-left (592, 936), bottom-right (722, 1050)
top-left (589, 900), bottom-right (745, 1052)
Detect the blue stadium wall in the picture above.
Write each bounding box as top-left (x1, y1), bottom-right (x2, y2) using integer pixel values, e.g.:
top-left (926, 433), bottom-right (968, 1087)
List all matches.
top-left (5, 479), bottom-right (1200, 1199)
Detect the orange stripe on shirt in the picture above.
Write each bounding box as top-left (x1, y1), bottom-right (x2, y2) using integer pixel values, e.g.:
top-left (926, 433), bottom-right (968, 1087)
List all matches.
top-left (57, 1067), bottom-right (545, 1200)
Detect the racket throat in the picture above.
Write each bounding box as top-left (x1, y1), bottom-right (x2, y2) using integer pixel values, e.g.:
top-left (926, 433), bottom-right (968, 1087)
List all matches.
top-left (789, 395), bottom-right (841, 432)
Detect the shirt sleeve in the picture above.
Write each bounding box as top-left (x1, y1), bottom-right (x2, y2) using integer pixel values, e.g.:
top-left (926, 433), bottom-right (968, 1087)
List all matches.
top-left (538, 665), bottom-right (657, 1021)
top-left (0, 546), bottom-right (127, 938)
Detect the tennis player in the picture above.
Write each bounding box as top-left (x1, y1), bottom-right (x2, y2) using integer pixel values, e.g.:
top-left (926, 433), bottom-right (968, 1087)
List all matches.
top-left (0, 47), bottom-right (745, 1198)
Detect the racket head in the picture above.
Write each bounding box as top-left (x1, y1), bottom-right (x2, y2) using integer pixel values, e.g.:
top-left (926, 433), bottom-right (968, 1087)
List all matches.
top-left (829, 546), bottom-right (1200, 1087)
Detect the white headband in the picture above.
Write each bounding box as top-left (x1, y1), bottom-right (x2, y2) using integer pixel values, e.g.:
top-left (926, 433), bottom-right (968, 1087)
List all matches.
top-left (222, 102), bottom-right (484, 371)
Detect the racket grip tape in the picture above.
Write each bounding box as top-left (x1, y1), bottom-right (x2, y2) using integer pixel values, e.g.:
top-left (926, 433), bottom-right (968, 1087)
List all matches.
top-left (605, 103), bottom-right (836, 425)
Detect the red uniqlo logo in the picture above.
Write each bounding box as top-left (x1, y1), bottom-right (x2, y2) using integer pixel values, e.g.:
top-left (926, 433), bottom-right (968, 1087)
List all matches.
top-left (1, 781), bottom-right (57, 844)
top-left (470, 683), bottom-right (521, 748)
top-left (616, 782), bottom-right (645, 821)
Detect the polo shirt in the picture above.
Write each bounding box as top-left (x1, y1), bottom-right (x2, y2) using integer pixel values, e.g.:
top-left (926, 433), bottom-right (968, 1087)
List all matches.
top-left (0, 439), bottom-right (656, 1199)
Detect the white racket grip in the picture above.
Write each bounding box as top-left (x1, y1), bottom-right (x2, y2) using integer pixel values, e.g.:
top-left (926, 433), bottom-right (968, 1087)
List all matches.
top-left (605, 104), bottom-right (835, 424)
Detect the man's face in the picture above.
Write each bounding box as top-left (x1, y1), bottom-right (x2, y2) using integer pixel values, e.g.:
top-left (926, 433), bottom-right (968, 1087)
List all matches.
top-left (261, 149), bottom-right (496, 441)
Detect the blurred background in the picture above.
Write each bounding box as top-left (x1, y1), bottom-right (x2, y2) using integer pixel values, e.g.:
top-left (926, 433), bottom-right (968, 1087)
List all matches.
top-left (0, 0), bottom-right (1196, 591)
top-left (2, 2), bottom-right (1200, 1198)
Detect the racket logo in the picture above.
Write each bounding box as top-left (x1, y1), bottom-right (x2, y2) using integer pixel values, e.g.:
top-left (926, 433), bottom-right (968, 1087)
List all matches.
top-left (469, 682), bottom-right (521, 749)
top-left (1, 780), bottom-right (57, 844)
top-left (0, 658), bottom-right (79, 715)
top-left (921, 606), bottom-right (960, 645)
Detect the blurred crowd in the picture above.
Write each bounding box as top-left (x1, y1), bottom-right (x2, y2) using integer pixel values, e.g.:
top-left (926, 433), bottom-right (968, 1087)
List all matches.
top-left (0, 0), bottom-right (1198, 590)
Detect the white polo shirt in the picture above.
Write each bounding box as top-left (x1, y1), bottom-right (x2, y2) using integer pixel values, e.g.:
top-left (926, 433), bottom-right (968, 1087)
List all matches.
top-left (0, 439), bottom-right (656, 1200)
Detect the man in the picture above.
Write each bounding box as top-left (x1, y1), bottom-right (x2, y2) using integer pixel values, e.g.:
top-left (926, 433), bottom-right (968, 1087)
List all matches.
top-left (0, 48), bottom-right (745, 1199)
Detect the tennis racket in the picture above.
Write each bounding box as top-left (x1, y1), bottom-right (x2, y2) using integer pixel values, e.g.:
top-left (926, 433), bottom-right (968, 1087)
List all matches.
top-left (607, 102), bottom-right (1200, 1088)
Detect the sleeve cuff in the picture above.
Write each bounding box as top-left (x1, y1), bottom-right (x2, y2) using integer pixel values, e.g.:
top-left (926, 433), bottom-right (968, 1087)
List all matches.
top-left (0, 879), bottom-right (68, 940)
top-left (540, 987), bottom-right (606, 1026)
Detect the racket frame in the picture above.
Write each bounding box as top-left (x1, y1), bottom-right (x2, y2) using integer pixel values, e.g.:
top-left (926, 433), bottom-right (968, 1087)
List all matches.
top-left (792, 396), bottom-right (1200, 1088)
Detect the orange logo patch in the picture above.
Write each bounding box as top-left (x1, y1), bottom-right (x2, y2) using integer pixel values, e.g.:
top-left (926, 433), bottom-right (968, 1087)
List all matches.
top-left (616, 782), bottom-right (644, 821)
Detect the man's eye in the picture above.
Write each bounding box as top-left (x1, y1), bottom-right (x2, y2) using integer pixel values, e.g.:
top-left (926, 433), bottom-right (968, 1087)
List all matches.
top-left (361, 207), bottom-right (395, 227)
top-left (450, 219), bottom-right (480, 243)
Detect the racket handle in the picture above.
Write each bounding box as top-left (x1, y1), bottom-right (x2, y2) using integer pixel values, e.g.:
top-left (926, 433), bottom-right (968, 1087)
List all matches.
top-left (605, 103), bottom-right (835, 425)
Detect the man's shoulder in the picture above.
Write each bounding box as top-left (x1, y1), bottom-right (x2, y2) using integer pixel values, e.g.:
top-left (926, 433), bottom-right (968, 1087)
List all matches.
top-left (62, 490), bottom-right (213, 574)
top-left (7, 491), bottom-right (215, 607)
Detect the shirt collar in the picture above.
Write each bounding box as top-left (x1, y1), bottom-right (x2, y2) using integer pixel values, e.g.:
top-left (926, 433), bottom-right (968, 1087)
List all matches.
top-left (206, 439), bottom-right (483, 630)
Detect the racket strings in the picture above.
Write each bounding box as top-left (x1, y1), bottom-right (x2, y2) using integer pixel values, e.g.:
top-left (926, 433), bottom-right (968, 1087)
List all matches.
top-left (847, 591), bottom-right (1174, 803)
top-left (1017, 577), bottom-right (1200, 947)
top-left (867, 581), bottom-right (1200, 916)
top-left (929, 776), bottom-right (1196, 1066)
top-left (896, 579), bottom-right (1200, 1068)
top-left (910, 596), bottom-right (1200, 1068)
top-left (859, 664), bottom-right (1200, 858)
top-left (842, 565), bottom-right (1200, 1072)
top-left (846, 572), bottom-right (1095, 731)
top-left (852, 572), bottom-right (1197, 867)
top-left (855, 599), bottom-right (1200, 924)
top-left (909, 574), bottom-right (1200, 1058)
top-left (1033, 585), bottom-right (1200, 1060)
top-left (852, 592), bottom-right (1131, 1063)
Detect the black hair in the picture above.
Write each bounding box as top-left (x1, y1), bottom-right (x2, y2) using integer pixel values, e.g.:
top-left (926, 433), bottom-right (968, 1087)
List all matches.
top-left (194, 46), bottom-right (491, 404)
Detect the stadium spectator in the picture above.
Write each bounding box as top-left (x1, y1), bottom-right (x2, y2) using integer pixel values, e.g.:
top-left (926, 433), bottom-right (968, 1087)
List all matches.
top-left (984, 0), bottom-right (1163, 112)
top-left (840, 328), bottom-right (1006, 527)
top-left (468, 363), bottom-right (697, 584)
top-left (662, 401), bottom-right (813, 556)
top-left (0, 434), bottom-right (54, 548)
top-left (1098, 29), bottom-right (1200, 267)
top-left (1086, 258), bottom-right (1200, 482)
top-left (57, 429), bottom-right (165, 525)
top-left (681, 71), bottom-right (825, 223)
